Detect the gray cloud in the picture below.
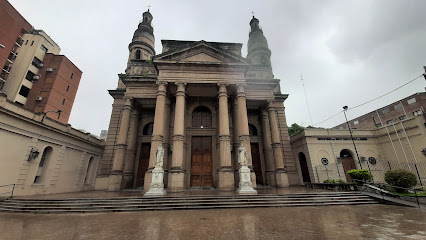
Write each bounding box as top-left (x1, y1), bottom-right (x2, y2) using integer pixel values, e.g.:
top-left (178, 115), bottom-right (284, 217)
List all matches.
top-left (9, 0), bottom-right (426, 134)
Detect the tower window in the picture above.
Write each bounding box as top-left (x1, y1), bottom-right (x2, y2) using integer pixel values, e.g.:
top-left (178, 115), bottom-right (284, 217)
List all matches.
top-left (31, 41), bottom-right (34, 46)
top-left (135, 50), bottom-right (141, 59)
top-left (71, 73), bottom-right (74, 79)
top-left (66, 86), bottom-right (69, 92)
top-left (62, 99), bottom-right (65, 105)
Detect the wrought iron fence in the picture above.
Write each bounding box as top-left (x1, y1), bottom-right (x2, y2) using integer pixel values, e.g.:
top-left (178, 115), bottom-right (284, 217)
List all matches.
top-left (314, 161), bottom-right (426, 188)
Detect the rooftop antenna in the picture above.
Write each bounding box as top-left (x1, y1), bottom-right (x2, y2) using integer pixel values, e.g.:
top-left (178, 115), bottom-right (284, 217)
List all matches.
top-left (301, 74), bottom-right (314, 126)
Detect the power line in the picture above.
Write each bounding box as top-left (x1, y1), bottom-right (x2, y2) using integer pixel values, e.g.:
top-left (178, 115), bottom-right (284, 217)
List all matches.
top-left (301, 74), bottom-right (314, 126)
top-left (312, 72), bottom-right (425, 127)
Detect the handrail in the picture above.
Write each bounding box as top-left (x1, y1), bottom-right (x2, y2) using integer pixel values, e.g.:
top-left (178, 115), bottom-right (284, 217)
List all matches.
top-left (358, 181), bottom-right (422, 208)
top-left (0, 184), bottom-right (15, 198)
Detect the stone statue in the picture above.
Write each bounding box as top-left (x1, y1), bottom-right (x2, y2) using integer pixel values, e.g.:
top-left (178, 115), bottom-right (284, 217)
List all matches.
top-left (237, 145), bottom-right (257, 195)
top-left (238, 145), bottom-right (248, 166)
top-left (155, 145), bottom-right (164, 168)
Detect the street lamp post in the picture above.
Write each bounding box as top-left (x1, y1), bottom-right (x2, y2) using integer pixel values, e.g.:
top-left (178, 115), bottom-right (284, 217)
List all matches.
top-left (343, 106), bottom-right (362, 169)
top-left (41, 109), bottom-right (62, 123)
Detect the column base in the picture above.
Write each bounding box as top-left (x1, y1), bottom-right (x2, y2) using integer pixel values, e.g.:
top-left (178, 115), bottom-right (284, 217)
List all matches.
top-left (275, 171), bottom-right (289, 188)
top-left (121, 172), bottom-right (134, 189)
top-left (218, 169), bottom-right (235, 191)
top-left (143, 171), bottom-right (153, 192)
top-left (167, 171), bottom-right (185, 192)
top-left (108, 173), bottom-right (123, 192)
top-left (145, 167), bottom-right (167, 196)
top-left (265, 171), bottom-right (276, 187)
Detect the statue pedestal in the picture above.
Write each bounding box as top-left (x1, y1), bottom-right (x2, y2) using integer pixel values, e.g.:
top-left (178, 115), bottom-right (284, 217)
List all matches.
top-left (237, 166), bottom-right (257, 195)
top-left (144, 167), bottom-right (166, 196)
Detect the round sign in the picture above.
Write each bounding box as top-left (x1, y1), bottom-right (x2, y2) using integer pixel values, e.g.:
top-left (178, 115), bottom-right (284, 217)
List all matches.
top-left (368, 157), bottom-right (377, 165)
top-left (321, 158), bottom-right (329, 165)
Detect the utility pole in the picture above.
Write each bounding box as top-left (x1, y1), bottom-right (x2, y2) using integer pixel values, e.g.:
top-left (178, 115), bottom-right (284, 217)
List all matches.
top-left (343, 106), bottom-right (362, 169)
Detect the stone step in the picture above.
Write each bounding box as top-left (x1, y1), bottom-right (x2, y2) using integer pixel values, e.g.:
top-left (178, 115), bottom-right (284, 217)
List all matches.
top-left (0, 196), bottom-right (373, 207)
top-left (0, 198), bottom-right (376, 210)
top-left (0, 201), bottom-right (378, 213)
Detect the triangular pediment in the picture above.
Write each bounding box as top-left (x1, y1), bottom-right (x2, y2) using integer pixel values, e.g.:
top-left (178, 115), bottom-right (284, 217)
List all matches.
top-left (180, 52), bottom-right (223, 63)
top-left (154, 41), bottom-right (248, 65)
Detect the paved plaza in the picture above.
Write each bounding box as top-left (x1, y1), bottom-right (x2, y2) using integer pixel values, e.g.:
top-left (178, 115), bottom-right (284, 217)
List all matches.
top-left (0, 204), bottom-right (425, 240)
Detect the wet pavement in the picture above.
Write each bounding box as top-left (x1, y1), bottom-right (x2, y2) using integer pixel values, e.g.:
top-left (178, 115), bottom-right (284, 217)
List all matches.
top-left (0, 205), bottom-right (425, 240)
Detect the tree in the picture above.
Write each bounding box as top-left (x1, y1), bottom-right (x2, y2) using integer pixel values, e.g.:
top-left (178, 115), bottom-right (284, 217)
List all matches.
top-left (288, 123), bottom-right (304, 136)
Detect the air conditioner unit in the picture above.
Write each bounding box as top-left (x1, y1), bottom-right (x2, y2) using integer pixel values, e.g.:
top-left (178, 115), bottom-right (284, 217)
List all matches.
top-left (33, 74), bottom-right (41, 80)
top-left (37, 63), bottom-right (44, 68)
top-left (36, 96), bottom-right (42, 101)
top-left (46, 68), bottom-right (53, 72)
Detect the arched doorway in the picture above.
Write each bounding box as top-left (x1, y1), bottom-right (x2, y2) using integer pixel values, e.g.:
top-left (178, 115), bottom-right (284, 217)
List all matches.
top-left (340, 149), bottom-right (356, 182)
top-left (298, 152), bottom-right (311, 183)
top-left (190, 106), bottom-right (213, 188)
top-left (249, 124), bottom-right (263, 185)
top-left (136, 122), bottom-right (153, 188)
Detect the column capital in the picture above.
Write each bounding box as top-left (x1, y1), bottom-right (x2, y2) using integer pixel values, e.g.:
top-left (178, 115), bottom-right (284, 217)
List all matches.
top-left (175, 82), bottom-right (186, 97)
top-left (156, 81), bottom-right (168, 86)
top-left (267, 100), bottom-right (277, 111)
top-left (156, 81), bottom-right (167, 97)
top-left (175, 82), bottom-right (187, 87)
top-left (236, 83), bottom-right (247, 93)
top-left (123, 97), bottom-right (133, 110)
top-left (218, 84), bottom-right (228, 98)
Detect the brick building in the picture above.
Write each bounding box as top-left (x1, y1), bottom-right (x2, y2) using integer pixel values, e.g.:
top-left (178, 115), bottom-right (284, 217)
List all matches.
top-left (0, 0), bottom-right (82, 124)
top-left (333, 92), bottom-right (426, 130)
top-left (0, 0), bottom-right (32, 88)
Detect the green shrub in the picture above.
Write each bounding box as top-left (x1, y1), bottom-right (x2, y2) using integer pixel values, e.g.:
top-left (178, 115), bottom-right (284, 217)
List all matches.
top-left (385, 169), bottom-right (417, 192)
top-left (347, 169), bottom-right (372, 182)
top-left (323, 179), bottom-right (346, 184)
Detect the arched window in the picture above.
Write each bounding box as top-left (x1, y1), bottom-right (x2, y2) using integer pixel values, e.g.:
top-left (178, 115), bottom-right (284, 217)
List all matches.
top-left (143, 122), bottom-right (154, 135)
top-left (249, 124), bottom-right (258, 136)
top-left (84, 157), bottom-right (95, 184)
top-left (192, 106), bottom-right (212, 128)
top-left (135, 50), bottom-right (141, 59)
top-left (34, 146), bottom-right (53, 184)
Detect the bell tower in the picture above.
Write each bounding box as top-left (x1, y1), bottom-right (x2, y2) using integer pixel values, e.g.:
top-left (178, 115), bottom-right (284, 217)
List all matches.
top-left (125, 10), bottom-right (156, 76)
top-left (246, 16), bottom-right (273, 80)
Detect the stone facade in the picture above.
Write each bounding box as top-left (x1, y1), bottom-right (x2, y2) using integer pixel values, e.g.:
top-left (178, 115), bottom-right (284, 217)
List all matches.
top-left (0, 94), bottom-right (104, 196)
top-left (97, 11), bottom-right (297, 192)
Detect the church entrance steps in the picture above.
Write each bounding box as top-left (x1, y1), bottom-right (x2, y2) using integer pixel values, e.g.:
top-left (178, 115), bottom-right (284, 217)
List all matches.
top-left (0, 192), bottom-right (379, 213)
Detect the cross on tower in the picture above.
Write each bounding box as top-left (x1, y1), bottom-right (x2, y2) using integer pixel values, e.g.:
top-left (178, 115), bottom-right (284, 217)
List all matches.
top-left (251, 11), bottom-right (255, 17)
top-left (148, 5), bottom-right (151, 11)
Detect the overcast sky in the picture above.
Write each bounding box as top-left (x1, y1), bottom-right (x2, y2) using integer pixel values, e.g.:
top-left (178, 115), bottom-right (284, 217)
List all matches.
top-left (10, 0), bottom-right (426, 135)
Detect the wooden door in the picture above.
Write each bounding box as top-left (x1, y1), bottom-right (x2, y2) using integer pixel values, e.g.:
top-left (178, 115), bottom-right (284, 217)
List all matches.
top-left (341, 157), bottom-right (356, 182)
top-left (250, 143), bottom-right (264, 185)
top-left (136, 143), bottom-right (151, 188)
top-left (191, 137), bottom-right (213, 187)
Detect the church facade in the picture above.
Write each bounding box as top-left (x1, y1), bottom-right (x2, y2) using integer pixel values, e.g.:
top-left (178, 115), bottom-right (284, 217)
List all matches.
top-left (99, 11), bottom-right (298, 192)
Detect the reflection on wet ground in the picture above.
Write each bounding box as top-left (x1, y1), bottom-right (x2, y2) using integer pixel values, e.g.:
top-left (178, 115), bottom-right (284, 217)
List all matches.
top-left (0, 205), bottom-right (425, 240)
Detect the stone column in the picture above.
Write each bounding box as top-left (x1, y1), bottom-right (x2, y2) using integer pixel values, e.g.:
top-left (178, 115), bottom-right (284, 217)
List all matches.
top-left (267, 100), bottom-right (289, 187)
top-left (108, 97), bottom-right (133, 191)
top-left (232, 99), bottom-right (240, 181)
top-left (144, 81), bottom-right (168, 191)
top-left (122, 108), bottom-right (140, 189)
top-left (168, 82), bottom-right (186, 192)
top-left (235, 84), bottom-right (256, 187)
top-left (217, 84), bottom-right (234, 190)
top-left (261, 110), bottom-right (276, 186)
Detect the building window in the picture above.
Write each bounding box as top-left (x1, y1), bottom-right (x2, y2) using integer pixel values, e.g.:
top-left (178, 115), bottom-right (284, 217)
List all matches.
top-left (31, 56), bottom-right (43, 68)
top-left (84, 157), bottom-right (95, 184)
top-left (407, 98), bottom-right (416, 105)
top-left (386, 119), bottom-right (394, 125)
top-left (66, 86), bottom-right (69, 92)
top-left (71, 73), bottom-right (73, 79)
top-left (18, 85), bottom-right (30, 97)
top-left (62, 99), bottom-right (65, 105)
top-left (249, 124), bottom-right (258, 136)
top-left (394, 103), bottom-right (402, 110)
top-left (192, 106), bottom-right (212, 128)
top-left (382, 108), bottom-right (390, 115)
top-left (399, 115), bottom-right (407, 121)
top-left (135, 50), bottom-right (141, 59)
top-left (25, 70), bottom-right (35, 81)
top-left (143, 122), bottom-right (154, 136)
top-left (40, 44), bottom-right (48, 53)
top-left (34, 146), bottom-right (53, 184)
top-left (31, 40), bottom-right (34, 46)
